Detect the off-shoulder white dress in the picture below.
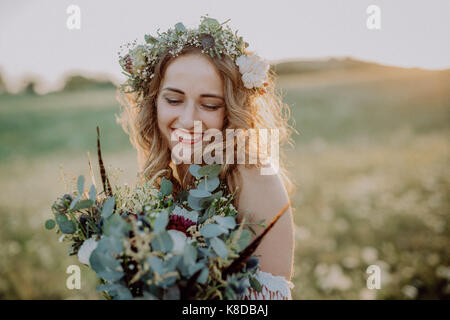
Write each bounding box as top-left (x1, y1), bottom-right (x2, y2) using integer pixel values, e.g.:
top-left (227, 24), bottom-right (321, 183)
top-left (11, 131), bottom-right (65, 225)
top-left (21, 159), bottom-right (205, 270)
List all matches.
top-left (239, 270), bottom-right (294, 300)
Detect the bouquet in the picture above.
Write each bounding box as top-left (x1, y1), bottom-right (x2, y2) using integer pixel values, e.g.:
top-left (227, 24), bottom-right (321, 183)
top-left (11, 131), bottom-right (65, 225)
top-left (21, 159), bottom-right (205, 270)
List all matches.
top-left (46, 127), bottom-right (289, 300)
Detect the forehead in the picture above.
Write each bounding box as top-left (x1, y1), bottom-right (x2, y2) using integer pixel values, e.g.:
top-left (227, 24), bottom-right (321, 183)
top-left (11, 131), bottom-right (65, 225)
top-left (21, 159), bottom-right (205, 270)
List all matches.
top-left (161, 54), bottom-right (223, 94)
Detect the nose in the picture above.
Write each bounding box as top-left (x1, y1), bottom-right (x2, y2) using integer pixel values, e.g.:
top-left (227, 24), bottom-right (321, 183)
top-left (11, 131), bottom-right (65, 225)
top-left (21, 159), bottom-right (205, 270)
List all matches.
top-left (177, 101), bottom-right (197, 130)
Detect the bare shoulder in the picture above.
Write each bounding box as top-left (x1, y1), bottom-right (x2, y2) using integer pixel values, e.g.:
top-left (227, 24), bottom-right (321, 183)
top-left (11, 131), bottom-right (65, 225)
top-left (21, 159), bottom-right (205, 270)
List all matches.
top-left (233, 164), bottom-right (295, 279)
top-left (235, 164), bottom-right (291, 220)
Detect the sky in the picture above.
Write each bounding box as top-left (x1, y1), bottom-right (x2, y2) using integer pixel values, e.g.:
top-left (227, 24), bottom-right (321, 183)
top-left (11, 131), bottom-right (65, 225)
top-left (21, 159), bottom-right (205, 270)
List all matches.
top-left (0, 0), bottom-right (449, 92)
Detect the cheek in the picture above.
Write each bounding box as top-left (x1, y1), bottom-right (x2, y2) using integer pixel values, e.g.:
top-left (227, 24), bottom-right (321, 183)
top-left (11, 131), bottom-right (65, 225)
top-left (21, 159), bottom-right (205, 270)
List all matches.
top-left (156, 105), bottom-right (175, 148)
top-left (156, 103), bottom-right (174, 132)
top-left (203, 109), bottom-right (226, 130)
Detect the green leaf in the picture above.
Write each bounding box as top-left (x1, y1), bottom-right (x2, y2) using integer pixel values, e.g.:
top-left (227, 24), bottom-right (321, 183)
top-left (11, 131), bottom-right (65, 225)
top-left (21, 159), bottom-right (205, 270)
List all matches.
top-left (101, 197), bottom-right (115, 219)
top-left (211, 190), bottom-right (223, 200)
top-left (69, 194), bottom-right (81, 210)
top-left (197, 164), bottom-right (221, 177)
top-left (97, 270), bottom-right (124, 282)
top-left (198, 206), bottom-right (214, 224)
top-left (189, 164), bottom-right (202, 178)
top-left (160, 177), bottom-right (173, 197)
top-left (103, 214), bottom-right (130, 238)
top-left (77, 175), bottom-right (85, 195)
top-left (114, 286), bottom-right (133, 300)
top-left (165, 255), bottom-right (182, 272)
top-left (188, 261), bottom-right (204, 277)
top-left (153, 210), bottom-right (169, 233)
top-left (55, 214), bottom-right (76, 234)
top-left (210, 237), bottom-right (228, 258)
top-left (144, 34), bottom-right (158, 44)
top-left (198, 247), bottom-right (214, 258)
top-left (187, 194), bottom-right (203, 211)
top-left (247, 225), bottom-right (256, 235)
top-left (96, 283), bottom-right (119, 292)
top-left (175, 190), bottom-right (189, 203)
top-left (249, 275), bottom-right (262, 292)
top-left (91, 256), bottom-right (123, 281)
top-left (172, 206), bottom-right (198, 223)
top-left (174, 22), bottom-right (187, 33)
top-left (72, 199), bottom-right (94, 211)
top-left (151, 231), bottom-right (173, 253)
top-left (189, 189), bottom-right (211, 198)
top-left (214, 216), bottom-right (236, 230)
top-left (89, 185), bottom-right (96, 201)
top-left (200, 223), bottom-right (226, 238)
top-left (236, 229), bottom-right (251, 252)
top-left (203, 18), bottom-right (220, 29)
top-left (99, 235), bottom-right (123, 254)
top-left (90, 236), bottom-right (124, 281)
top-left (183, 243), bottom-right (197, 265)
top-left (45, 219), bottom-right (55, 230)
top-left (90, 245), bottom-right (116, 268)
top-left (148, 256), bottom-right (164, 274)
top-left (197, 267), bottom-right (209, 284)
top-left (96, 283), bottom-right (132, 299)
top-left (197, 176), bottom-right (220, 192)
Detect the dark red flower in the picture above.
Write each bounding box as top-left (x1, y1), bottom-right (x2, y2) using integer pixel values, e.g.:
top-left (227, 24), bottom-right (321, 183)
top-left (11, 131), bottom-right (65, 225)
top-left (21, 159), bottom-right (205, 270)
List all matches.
top-left (200, 34), bottom-right (215, 50)
top-left (123, 54), bottom-right (133, 74)
top-left (167, 214), bottom-right (196, 235)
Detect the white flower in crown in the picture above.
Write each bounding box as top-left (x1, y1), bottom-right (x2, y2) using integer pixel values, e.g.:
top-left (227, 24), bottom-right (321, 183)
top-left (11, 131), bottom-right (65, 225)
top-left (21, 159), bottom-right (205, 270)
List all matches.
top-left (235, 54), bottom-right (269, 90)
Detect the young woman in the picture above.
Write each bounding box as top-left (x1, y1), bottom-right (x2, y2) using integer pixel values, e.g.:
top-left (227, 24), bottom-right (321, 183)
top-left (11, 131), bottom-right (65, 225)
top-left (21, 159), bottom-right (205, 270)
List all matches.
top-left (116, 16), bottom-right (296, 299)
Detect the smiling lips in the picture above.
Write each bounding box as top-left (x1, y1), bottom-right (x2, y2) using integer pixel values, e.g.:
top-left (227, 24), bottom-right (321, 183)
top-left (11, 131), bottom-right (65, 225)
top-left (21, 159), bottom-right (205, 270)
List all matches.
top-left (171, 128), bottom-right (203, 145)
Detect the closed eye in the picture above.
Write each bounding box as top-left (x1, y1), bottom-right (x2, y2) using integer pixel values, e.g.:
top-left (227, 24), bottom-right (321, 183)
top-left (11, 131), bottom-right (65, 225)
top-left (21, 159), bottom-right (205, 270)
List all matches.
top-left (201, 105), bottom-right (221, 111)
top-left (166, 98), bottom-right (222, 111)
top-left (166, 98), bottom-right (180, 105)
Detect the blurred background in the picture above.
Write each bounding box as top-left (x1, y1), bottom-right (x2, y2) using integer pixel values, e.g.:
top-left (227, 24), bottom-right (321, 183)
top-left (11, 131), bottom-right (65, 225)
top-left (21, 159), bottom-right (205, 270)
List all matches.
top-left (0, 0), bottom-right (449, 299)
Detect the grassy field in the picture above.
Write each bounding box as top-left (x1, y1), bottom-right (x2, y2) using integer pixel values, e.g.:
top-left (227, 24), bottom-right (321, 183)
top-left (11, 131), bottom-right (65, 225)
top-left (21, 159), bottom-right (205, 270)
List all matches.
top-left (0, 60), bottom-right (449, 299)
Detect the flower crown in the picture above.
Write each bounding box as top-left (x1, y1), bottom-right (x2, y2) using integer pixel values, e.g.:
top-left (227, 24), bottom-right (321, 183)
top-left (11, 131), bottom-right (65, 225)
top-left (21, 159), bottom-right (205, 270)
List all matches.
top-left (118, 15), bottom-right (270, 96)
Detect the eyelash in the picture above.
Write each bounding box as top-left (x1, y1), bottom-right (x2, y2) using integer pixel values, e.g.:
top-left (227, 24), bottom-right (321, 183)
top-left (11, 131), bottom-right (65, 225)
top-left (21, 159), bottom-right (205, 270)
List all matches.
top-left (165, 98), bottom-right (221, 111)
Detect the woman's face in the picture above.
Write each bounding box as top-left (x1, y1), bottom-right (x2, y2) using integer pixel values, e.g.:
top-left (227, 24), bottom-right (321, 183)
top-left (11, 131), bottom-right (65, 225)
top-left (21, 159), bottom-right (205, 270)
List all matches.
top-left (156, 53), bottom-right (226, 151)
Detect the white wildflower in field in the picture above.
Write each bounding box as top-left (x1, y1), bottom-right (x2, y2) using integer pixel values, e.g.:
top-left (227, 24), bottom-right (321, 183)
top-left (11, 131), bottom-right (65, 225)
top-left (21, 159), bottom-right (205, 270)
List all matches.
top-left (361, 247), bottom-right (378, 264)
top-left (402, 285), bottom-right (418, 299)
top-left (319, 264), bottom-right (352, 291)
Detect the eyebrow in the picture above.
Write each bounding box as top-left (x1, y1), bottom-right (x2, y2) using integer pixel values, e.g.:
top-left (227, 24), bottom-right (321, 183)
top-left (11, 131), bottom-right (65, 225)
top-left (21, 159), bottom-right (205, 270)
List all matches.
top-left (162, 87), bottom-right (224, 101)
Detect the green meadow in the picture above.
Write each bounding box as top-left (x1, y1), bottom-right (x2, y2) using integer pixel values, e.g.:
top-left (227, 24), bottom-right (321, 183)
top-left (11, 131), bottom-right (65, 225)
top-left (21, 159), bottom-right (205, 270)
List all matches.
top-left (0, 59), bottom-right (449, 299)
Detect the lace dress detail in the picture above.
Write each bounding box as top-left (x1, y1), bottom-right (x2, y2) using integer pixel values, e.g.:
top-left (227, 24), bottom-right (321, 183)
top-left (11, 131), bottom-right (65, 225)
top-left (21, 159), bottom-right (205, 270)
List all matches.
top-left (239, 270), bottom-right (294, 300)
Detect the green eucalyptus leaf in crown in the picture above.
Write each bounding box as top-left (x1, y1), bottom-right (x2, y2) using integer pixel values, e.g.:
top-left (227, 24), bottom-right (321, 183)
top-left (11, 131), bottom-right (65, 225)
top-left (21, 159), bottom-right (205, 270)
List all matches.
top-left (118, 15), bottom-right (270, 97)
